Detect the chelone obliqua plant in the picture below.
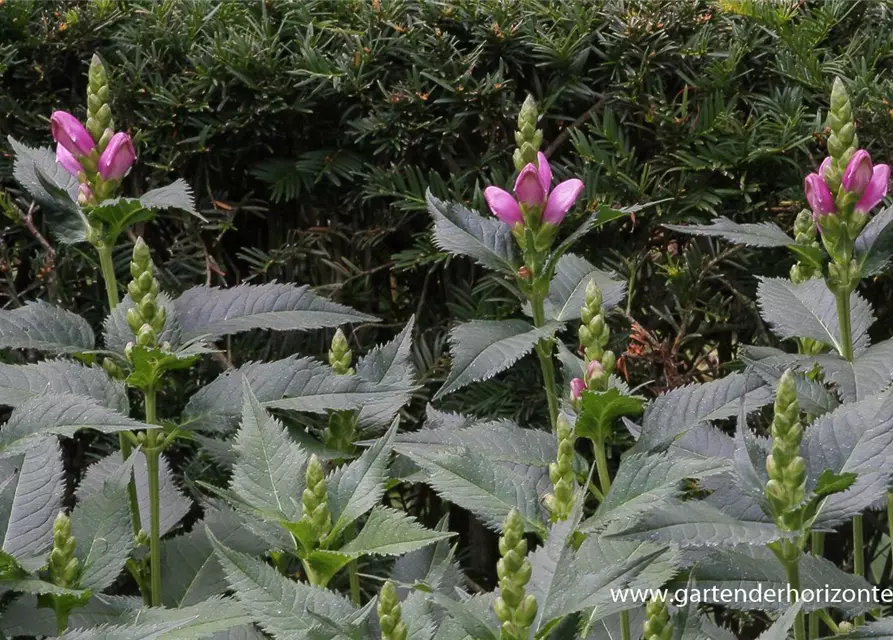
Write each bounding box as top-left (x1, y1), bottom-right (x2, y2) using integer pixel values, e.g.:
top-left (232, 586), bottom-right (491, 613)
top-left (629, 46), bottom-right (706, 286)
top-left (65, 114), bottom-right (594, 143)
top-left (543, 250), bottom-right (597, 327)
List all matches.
top-left (1, 53), bottom-right (892, 640)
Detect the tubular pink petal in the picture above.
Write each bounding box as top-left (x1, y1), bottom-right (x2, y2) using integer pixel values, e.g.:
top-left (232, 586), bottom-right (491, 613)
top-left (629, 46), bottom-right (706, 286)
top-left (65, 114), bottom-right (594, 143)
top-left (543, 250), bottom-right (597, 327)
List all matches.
top-left (856, 164), bottom-right (890, 213)
top-left (98, 132), bottom-right (137, 180)
top-left (536, 151), bottom-right (552, 192)
top-left (803, 173), bottom-right (835, 216)
top-left (56, 143), bottom-right (82, 176)
top-left (51, 111), bottom-right (95, 157)
top-left (484, 186), bottom-right (524, 225)
top-left (842, 149), bottom-right (873, 196)
top-left (819, 157), bottom-right (832, 179)
top-left (513, 163), bottom-right (546, 205)
top-left (570, 378), bottom-right (586, 402)
top-left (542, 178), bottom-right (584, 225)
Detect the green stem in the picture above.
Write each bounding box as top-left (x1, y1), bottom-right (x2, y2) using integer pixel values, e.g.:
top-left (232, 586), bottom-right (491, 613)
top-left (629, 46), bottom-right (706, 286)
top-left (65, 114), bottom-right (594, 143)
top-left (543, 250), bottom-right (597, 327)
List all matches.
top-left (854, 514), bottom-right (865, 626)
top-left (809, 532), bottom-right (825, 640)
top-left (887, 492), bottom-right (893, 576)
top-left (620, 610), bottom-right (631, 640)
top-left (97, 243), bottom-right (144, 553)
top-left (784, 552), bottom-right (806, 640)
top-left (530, 293), bottom-right (559, 430)
top-left (144, 389), bottom-right (162, 607)
top-left (593, 438), bottom-right (612, 497)
top-left (347, 523), bottom-right (361, 605)
top-left (817, 610), bottom-right (839, 635)
top-left (55, 606), bottom-right (69, 635)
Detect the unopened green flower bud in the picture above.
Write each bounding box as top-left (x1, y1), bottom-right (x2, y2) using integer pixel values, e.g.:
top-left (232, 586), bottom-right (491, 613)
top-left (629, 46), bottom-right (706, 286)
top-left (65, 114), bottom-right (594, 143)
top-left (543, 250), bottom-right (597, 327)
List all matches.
top-left (824, 77), bottom-right (858, 194)
top-left (545, 414), bottom-right (576, 522)
top-left (102, 357), bottom-right (124, 379)
top-left (300, 455), bottom-right (331, 543)
top-left (49, 512), bottom-right (79, 588)
top-left (512, 95), bottom-right (542, 171)
top-left (86, 54), bottom-right (114, 147)
top-left (328, 328), bottom-right (354, 375)
top-left (765, 370), bottom-right (807, 531)
top-left (378, 580), bottom-right (407, 640)
top-left (495, 509), bottom-right (536, 640)
top-left (644, 595), bottom-right (673, 640)
top-left (136, 323), bottom-right (157, 348)
top-left (579, 280), bottom-right (611, 364)
top-left (127, 238), bottom-right (166, 336)
top-left (135, 529), bottom-right (149, 546)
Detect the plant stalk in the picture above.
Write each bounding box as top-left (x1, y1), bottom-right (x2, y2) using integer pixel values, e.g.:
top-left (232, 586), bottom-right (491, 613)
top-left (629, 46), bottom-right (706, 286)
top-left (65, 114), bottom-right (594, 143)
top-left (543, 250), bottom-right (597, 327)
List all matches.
top-left (144, 389), bottom-right (162, 607)
top-left (347, 523), bottom-right (361, 604)
top-left (592, 437), bottom-right (627, 638)
top-left (530, 292), bottom-right (559, 430)
top-left (836, 286), bottom-right (865, 626)
top-left (97, 243), bottom-right (143, 538)
top-left (784, 554), bottom-right (806, 640)
top-left (809, 532), bottom-right (825, 639)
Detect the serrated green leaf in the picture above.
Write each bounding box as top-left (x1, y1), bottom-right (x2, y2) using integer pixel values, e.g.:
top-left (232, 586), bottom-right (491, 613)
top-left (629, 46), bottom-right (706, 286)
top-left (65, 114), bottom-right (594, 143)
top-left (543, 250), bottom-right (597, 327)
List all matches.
top-left (576, 388), bottom-right (645, 442)
top-left (0, 393), bottom-right (149, 456)
top-left (354, 316), bottom-right (418, 426)
top-left (231, 380), bottom-right (307, 521)
top-left (209, 528), bottom-right (366, 639)
top-left (757, 603), bottom-right (802, 640)
top-left (400, 446), bottom-right (547, 536)
top-left (608, 500), bottom-right (787, 547)
top-left (89, 180), bottom-right (205, 239)
top-left (0, 360), bottom-right (128, 413)
top-left (184, 356), bottom-right (412, 434)
top-left (433, 319), bottom-right (561, 399)
top-left (0, 437), bottom-right (64, 558)
top-left (855, 204), bottom-right (893, 276)
top-left (431, 592), bottom-right (499, 640)
top-left (161, 505), bottom-right (268, 608)
top-left (426, 190), bottom-right (517, 274)
top-left (836, 617), bottom-right (893, 638)
top-left (582, 452), bottom-right (728, 532)
top-left (174, 283), bottom-right (378, 342)
top-left (665, 216), bottom-right (794, 247)
top-left (391, 516), bottom-right (463, 595)
top-left (0, 301), bottom-right (94, 354)
top-left (71, 453), bottom-right (137, 591)
top-left (632, 372), bottom-right (773, 452)
top-left (756, 277), bottom-right (873, 356)
top-left (77, 452), bottom-right (191, 538)
top-left (339, 507), bottom-right (453, 557)
top-left (541, 253), bottom-right (625, 322)
top-left (814, 469), bottom-right (857, 498)
top-left (327, 419), bottom-right (398, 539)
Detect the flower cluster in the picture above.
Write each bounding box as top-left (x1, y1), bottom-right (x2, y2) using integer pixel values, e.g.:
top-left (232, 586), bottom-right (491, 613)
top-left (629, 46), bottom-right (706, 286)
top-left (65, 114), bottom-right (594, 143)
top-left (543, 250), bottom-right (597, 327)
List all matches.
top-left (804, 151), bottom-right (888, 221)
top-left (484, 152), bottom-right (584, 228)
top-left (51, 55), bottom-right (136, 209)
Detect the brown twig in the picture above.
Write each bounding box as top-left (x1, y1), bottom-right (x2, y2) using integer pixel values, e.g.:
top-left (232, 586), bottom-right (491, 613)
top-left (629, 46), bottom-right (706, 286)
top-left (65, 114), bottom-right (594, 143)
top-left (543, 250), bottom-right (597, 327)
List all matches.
top-left (17, 202), bottom-right (58, 299)
top-left (544, 94), bottom-right (608, 158)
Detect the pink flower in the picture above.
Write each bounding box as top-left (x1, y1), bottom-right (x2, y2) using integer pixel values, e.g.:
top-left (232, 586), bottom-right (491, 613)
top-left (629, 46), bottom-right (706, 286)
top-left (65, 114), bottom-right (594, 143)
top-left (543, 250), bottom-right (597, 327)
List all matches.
top-left (56, 143), bottom-right (82, 176)
top-left (804, 173), bottom-right (835, 218)
top-left (570, 377), bottom-right (586, 402)
top-left (51, 111), bottom-right (95, 157)
top-left (484, 186), bottom-right (524, 225)
top-left (585, 359), bottom-right (604, 381)
top-left (819, 156), bottom-right (832, 179)
top-left (77, 183), bottom-right (93, 206)
top-left (513, 163), bottom-right (546, 205)
top-left (856, 163), bottom-right (890, 214)
top-left (98, 132), bottom-right (136, 180)
top-left (842, 150), bottom-right (873, 196)
top-left (483, 152), bottom-right (584, 227)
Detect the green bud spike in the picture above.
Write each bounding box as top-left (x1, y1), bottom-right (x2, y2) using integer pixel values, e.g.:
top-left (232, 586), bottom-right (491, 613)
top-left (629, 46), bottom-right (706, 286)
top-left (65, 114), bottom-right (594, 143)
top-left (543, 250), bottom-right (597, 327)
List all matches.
top-left (545, 414), bottom-right (576, 522)
top-left (49, 512), bottom-right (79, 588)
top-left (300, 455), bottom-right (332, 544)
top-left (513, 95), bottom-right (542, 171)
top-left (328, 328), bottom-right (354, 375)
top-left (824, 77), bottom-right (858, 194)
top-left (102, 357), bottom-right (124, 380)
top-left (644, 595), bottom-right (673, 640)
top-left (765, 370), bottom-right (807, 531)
top-left (579, 279), bottom-right (612, 367)
top-left (378, 580), bottom-right (408, 640)
top-left (86, 54), bottom-right (114, 147)
top-left (127, 238), bottom-right (166, 337)
top-left (495, 508), bottom-right (536, 640)
top-left (136, 323), bottom-right (157, 348)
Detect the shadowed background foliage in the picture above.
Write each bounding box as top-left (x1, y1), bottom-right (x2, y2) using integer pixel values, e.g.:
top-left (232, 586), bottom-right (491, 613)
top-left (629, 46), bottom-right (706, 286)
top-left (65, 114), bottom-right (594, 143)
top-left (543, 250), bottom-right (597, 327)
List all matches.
top-left (2, 0), bottom-right (893, 616)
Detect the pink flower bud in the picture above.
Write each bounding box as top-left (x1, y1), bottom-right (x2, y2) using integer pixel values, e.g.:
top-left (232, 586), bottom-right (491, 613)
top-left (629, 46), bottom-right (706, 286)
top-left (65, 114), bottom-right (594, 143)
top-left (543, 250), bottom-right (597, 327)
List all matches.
top-left (484, 186), bottom-right (524, 225)
top-left (570, 377), bottom-right (586, 402)
top-left (536, 151), bottom-right (552, 192)
top-left (98, 132), bottom-right (136, 180)
top-left (855, 164), bottom-right (890, 214)
top-left (842, 150), bottom-right (873, 196)
top-left (513, 163), bottom-right (546, 205)
top-left (819, 157), bottom-right (832, 179)
top-left (77, 183), bottom-right (94, 206)
top-left (585, 359), bottom-right (604, 381)
top-left (803, 173), bottom-right (835, 217)
top-left (56, 143), bottom-right (82, 177)
top-left (543, 179), bottom-right (584, 225)
top-left (51, 111), bottom-right (95, 157)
